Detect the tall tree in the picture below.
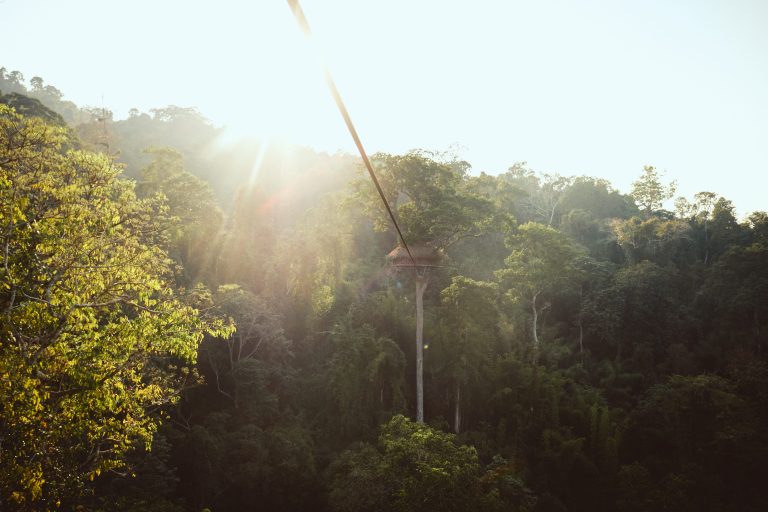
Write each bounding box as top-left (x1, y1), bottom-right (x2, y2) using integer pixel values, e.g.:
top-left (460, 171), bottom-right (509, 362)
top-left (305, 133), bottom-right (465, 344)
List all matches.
top-left (357, 151), bottom-right (494, 422)
top-left (0, 106), bottom-right (230, 509)
top-left (497, 223), bottom-right (583, 364)
top-left (326, 318), bottom-right (406, 440)
top-left (438, 276), bottom-right (498, 433)
top-left (621, 375), bottom-right (766, 512)
top-left (631, 166), bottom-right (677, 217)
top-left (136, 146), bottom-right (223, 284)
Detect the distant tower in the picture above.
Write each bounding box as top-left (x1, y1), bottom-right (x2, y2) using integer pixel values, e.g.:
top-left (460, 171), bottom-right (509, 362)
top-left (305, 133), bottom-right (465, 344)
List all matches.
top-left (95, 95), bottom-right (112, 155)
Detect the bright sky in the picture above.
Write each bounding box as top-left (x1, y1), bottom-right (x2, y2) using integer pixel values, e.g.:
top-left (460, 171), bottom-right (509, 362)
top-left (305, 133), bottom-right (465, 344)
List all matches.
top-left (3, 0), bottom-right (767, 215)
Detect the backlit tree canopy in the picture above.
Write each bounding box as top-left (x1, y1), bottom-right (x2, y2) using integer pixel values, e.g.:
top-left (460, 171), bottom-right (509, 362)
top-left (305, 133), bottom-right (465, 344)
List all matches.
top-left (0, 105), bottom-right (230, 508)
top-left (2, 71), bottom-right (767, 512)
top-left (357, 151), bottom-right (494, 249)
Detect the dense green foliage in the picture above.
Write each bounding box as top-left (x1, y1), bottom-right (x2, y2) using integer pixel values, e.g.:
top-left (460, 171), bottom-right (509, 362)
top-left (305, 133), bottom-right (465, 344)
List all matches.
top-left (2, 70), bottom-right (767, 512)
top-left (328, 415), bottom-right (534, 512)
top-left (0, 104), bottom-right (230, 509)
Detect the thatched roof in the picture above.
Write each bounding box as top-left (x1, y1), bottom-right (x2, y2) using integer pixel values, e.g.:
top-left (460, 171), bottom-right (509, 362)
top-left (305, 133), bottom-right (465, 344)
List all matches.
top-left (387, 243), bottom-right (442, 268)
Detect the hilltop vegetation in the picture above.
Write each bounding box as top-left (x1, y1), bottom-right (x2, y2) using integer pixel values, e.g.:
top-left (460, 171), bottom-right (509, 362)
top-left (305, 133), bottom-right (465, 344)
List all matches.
top-left (1, 69), bottom-right (767, 512)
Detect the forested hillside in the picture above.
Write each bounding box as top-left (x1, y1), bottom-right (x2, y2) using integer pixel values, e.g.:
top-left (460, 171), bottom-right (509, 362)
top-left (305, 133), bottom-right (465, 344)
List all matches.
top-left (2, 70), bottom-right (767, 512)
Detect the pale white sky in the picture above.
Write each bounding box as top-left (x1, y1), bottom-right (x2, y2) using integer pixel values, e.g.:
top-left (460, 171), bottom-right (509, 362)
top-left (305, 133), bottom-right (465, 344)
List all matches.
top-left (2, 0), bottom-right (767, 215)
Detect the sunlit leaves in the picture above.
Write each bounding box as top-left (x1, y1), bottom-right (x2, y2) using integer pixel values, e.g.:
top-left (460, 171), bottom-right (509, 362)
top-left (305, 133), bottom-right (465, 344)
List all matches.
top-left (611, 216), bottom-right (692, 264)
top-left (355, 151), bottom-right (494, 249)
top-left (0, 105), bottom-right (229, 508)
top-left (630, 165), bottom-right (677, 217)
top-left (498, 223), bottom-right (583, 302)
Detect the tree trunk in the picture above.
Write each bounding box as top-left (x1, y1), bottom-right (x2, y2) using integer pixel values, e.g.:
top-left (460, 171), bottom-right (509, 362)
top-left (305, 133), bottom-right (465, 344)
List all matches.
top-left (454, 383), bottom-right (461, 434)
top-left (532, 292), bottom-right (540, 365)
top-left (703, 217), bottom-right (709, 266)
top-left (578, 286), bottom-right (585, 363)
top-left (415, 274), bottom-right (428, 423)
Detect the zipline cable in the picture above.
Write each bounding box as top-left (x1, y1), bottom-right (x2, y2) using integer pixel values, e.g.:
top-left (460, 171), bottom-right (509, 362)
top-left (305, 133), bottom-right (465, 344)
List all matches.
top-left (286, 0), bottom-right (417, 268)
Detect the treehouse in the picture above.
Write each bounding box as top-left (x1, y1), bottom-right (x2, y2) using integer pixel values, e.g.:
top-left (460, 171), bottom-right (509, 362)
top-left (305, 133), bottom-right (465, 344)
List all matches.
top-left (386, 243), bottom-right (442, 270)
top-left (386, 242), bottom-right (442, 424)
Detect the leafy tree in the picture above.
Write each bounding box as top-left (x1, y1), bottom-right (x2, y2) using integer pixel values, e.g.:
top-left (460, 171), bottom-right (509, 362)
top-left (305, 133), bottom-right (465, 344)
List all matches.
top-left (29, 76), bottom-right (44, 92)
top-left (483, 358), bottom-right (611, 511)
top-left (136, 146), bottom-right (223, 284)
top-left (0, 93), bottom-right (68, 128)
top-left (697, 242), bottom-right (768, 362)
top-left (359, 151), bottom-right (493, 249)
top-left (0, 70), bottom-right (26, 94)
top-left (583, 260), bottom-right (687, 376)
top-left (611, 216), bottom-right (693, 265)
top-left (171, 411), bottom-right (319, 512)
top-left (497, 223), bottom-right (583, 364)
top-left (108, 104), bottom-right (220, 185)
top-left (561, 176), bottom-right (637, 221)
top-left (328, 415), bottom-right (532, 512)
top-left (747, 211), bottom-right (768, 243)
top-left (215, 184), bottom-right (279, 293)
top-left (326, 318), bottom-right (406, 440)
top-left (437, 276), bottom-right (499, 432)
top-left (4, 72), bottom-right (768, 512)
top-left (167, 284), bottom-right (319, 512)
top-left (621, 375), bottom-right (766, 511)
top-left (676, 192), bottom-right (730, 265)
top-left (85, 429), bottom-right (184, 512)
top-left (0, 105), bottom-right (230, 509)
top-left (201, 285), bottom-right (290, 409)
top-left (0, 71), bottom-right (88, 125)
top-left (525, 173), bottom-right (572, 227)
top-left (706, 197), bottom-right (745, 261)
top-left (631, 166), bottom-right (677, 217)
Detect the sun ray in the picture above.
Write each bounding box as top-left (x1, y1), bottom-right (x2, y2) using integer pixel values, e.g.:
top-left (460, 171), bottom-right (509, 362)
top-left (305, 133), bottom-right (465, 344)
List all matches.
top-left (248, 138), bottom-right (270, 189)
